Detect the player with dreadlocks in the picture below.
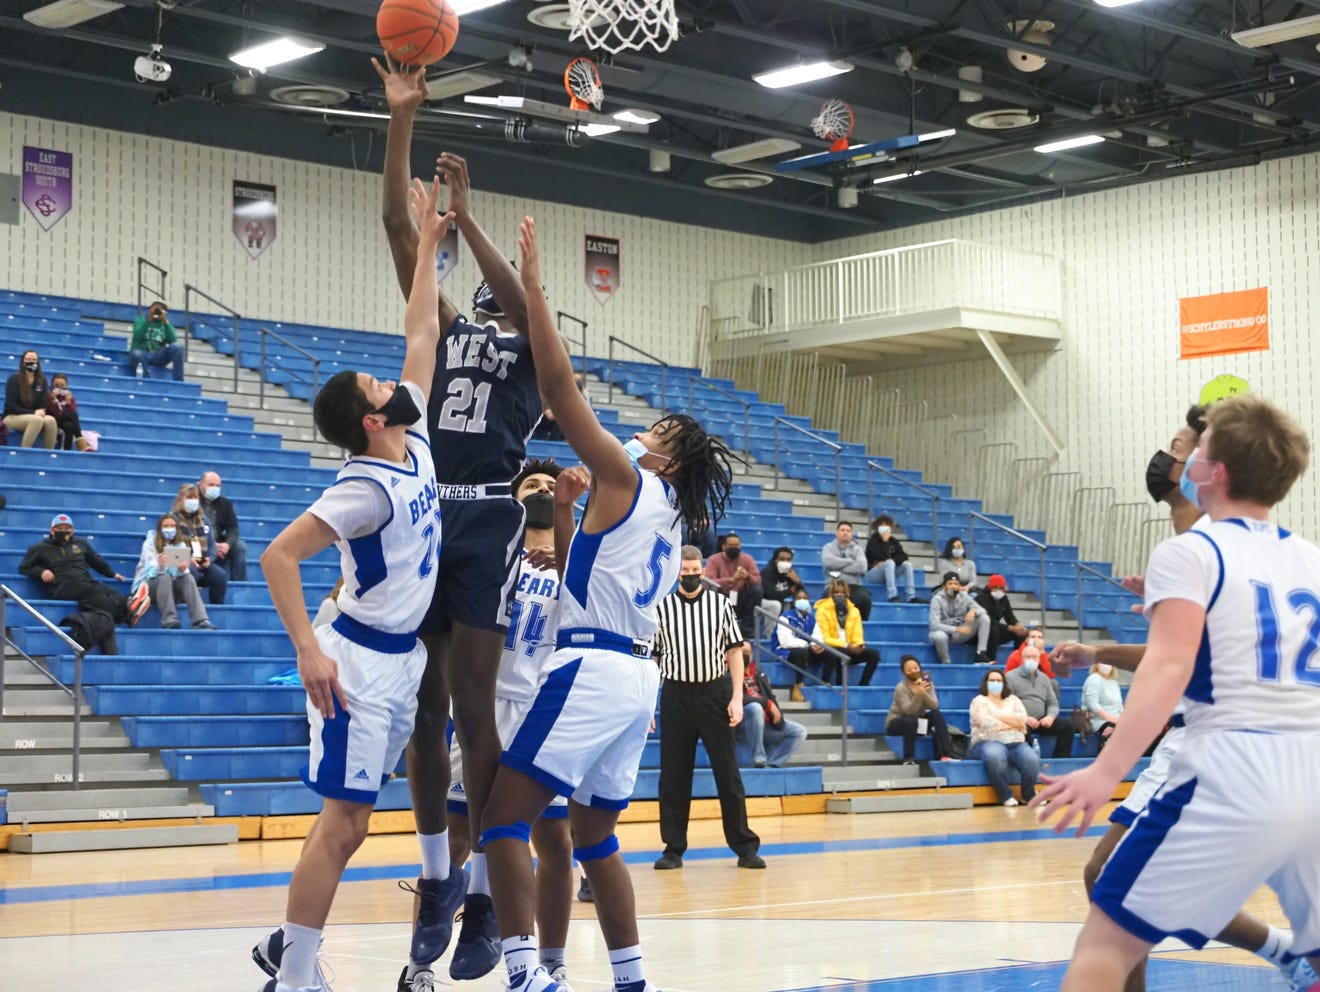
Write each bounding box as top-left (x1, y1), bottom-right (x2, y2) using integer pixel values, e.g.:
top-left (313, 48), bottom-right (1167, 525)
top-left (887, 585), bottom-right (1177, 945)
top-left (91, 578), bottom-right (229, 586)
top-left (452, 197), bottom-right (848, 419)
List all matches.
top-left (476, 215), bottom-right (732, 992)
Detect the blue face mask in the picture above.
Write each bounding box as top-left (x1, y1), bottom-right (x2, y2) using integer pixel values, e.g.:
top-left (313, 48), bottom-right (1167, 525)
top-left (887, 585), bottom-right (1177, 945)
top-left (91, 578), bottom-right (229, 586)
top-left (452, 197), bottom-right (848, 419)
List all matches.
top-left (987, 680), bottom-right (1004, 696)
top-left (623, 437), bottom-right (670, 468)
top-left (794, 599), bottom-right (810, 613)
top-left (183, 498), bottom-right (200, 514)
top-left (161, 527), bottom-right (177, 540)
top-left (1179, 449), bottom-right (1205, 510)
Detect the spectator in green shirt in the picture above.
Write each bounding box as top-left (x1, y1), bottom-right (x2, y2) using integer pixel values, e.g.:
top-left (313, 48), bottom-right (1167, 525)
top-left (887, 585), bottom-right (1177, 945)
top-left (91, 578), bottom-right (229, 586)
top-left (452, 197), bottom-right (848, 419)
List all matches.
top-left (126, 301), bottom-right (184, 381)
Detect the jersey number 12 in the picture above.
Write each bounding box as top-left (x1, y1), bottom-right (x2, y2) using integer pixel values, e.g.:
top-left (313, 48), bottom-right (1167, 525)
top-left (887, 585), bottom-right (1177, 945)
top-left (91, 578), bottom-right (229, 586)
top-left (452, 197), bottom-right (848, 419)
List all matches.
top-left (437, 377), bottom-right (491, 434)
top-left (1252, 580), bottom-right (1320, 686)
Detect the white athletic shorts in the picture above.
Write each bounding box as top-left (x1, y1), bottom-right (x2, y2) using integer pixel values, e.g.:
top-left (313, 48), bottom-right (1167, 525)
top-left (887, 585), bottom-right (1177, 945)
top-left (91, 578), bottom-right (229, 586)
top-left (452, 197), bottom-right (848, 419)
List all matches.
top-left (1093, 730), bottom-right (1320, 956)
top-left (448, 696), bottom-right (567, 817)
top-left (500, 647), bottom-right (660, 810)
top-left (303, 623), bottom-right (427, 805)
top-left (1111, 724), bottom-right (1186, 826)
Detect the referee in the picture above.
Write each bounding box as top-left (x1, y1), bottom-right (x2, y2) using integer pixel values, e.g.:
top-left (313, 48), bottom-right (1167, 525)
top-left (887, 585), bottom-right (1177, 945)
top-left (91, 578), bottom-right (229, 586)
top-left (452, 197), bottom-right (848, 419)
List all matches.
top-left (653, 546), bottom-right (765, 870)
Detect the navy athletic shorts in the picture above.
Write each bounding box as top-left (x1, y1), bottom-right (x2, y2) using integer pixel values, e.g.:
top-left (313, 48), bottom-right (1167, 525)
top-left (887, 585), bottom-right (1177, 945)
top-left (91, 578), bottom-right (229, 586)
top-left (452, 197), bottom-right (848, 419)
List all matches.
top-left (419, 496), bottom-right (526, 636)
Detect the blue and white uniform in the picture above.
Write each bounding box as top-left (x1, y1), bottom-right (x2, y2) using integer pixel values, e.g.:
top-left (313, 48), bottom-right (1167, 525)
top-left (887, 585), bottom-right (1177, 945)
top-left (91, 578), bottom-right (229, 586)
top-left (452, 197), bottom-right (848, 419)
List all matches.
top-left (1094, 517), bottom-right (1320, 956)
top-left (302, 381), bottom-right (439, 804)
top-left (420, 316), bottom-right (541, 636)
top-left (448, 552), bottom-right (567, 816)
top-left (502, 466), bottom-right (680, 809)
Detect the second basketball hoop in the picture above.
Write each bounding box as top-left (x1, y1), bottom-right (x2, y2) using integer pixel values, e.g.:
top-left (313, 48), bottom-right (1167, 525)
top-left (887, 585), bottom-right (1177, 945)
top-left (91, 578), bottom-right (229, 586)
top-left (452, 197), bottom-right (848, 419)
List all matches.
top-left (565, 56), bottom-right (604, 111)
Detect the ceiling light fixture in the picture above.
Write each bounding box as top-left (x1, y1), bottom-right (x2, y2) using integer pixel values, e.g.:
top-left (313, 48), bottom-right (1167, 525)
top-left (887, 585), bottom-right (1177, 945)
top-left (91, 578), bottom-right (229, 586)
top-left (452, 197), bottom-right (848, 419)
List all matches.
top-left (1230, 14), bottom-right (1320, 48)
top-left (1094, 0), bottom-right (1145, 7)
top-left (711, 137), bottom-right (801, 164)
top-left (752, 60), bottom-right (853, 89)
top-left (1033, 134), bottom-right (1104, 154)
top-left (424, 69), bottom-right (502, 101)
top-left (614, 108), bottom-right (661, 125)
top-left (873, 170), bottom-right (922, 185)
top-left (578, 122), bottom-right (621, 137)
top-left (22, 0), bottom-right (122, 28)
top-left (230, 37), bottom-right (324, 71)
top-left (916, 128), bottom-right (956, 142)
top-left (450, 0), bottom-right (510, 13)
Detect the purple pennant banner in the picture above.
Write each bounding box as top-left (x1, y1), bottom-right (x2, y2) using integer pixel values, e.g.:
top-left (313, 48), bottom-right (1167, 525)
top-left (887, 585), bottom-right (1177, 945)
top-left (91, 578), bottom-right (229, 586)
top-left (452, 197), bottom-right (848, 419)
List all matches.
top-left (22, 146), bottom-right (73, 232)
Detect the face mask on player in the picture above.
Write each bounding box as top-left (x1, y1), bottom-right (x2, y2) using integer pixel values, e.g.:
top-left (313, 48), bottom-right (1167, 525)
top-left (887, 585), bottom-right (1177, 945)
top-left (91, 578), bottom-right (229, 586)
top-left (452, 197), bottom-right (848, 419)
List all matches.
top-left (372, 385), bottom-right (421, 428)
top-left (522, 492), bottom-right (554, 530)
top-left (1146, 450), bottom-right (1181, 503)
top-left (623, 438), bottom-right (671, 468)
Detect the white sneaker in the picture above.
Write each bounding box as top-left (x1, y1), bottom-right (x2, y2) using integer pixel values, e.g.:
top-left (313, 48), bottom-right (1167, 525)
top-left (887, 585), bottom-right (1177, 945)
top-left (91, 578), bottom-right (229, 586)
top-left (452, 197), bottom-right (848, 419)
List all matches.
top-left (1003, 797), bottom-right (1019, 807)
top-left (549, 965), bottom-right (575, 991)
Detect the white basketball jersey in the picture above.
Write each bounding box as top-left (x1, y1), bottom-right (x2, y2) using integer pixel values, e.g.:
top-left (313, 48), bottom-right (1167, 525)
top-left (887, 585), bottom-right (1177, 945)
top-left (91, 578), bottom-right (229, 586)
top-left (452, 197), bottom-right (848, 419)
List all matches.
top-left (559, 466), bottom-right (681, 645)
top-left (498, 553), bottom-right (562, 702)
top-left (1144, 517), bottom-right (1320, 735)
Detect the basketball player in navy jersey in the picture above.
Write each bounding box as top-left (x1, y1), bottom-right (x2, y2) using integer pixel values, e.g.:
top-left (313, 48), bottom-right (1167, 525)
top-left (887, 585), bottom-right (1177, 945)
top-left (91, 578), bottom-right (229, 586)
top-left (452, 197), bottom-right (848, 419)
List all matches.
top-left (376, 56), bottom-right (541, 982)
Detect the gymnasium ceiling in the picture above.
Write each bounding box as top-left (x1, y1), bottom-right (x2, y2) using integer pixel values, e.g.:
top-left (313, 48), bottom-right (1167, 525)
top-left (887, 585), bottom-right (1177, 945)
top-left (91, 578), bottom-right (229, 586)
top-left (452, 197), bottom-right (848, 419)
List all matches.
top-left (5, 0), bottom-right (1320, 242)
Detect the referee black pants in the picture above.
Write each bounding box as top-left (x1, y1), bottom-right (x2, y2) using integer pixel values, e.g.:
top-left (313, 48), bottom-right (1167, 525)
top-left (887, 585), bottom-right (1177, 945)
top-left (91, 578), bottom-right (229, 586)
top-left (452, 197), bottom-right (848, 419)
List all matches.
top-left (658, 677), bottom-right (760, 859)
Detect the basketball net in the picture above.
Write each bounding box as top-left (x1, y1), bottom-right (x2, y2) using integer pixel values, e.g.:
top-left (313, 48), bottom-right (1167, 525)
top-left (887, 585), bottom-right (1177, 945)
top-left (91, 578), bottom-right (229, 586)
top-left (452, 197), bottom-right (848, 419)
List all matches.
top-left (812, 99), bottom-right (855, 153)
top-left (565, 0), bottom-right (679, 54)
top-left (565, 56), bottom-right (604, 111)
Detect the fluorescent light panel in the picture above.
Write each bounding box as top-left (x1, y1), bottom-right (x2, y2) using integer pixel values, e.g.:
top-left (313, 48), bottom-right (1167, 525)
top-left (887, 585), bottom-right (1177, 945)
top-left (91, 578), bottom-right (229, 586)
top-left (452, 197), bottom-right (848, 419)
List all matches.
top-left (614, 108), bottom-right (661, 125)
top-left (752, 60), bottom-right (853, 89)
top-left (873, 170), bottom-right (922, 185)
top-left (1094, 0), bottom-right (1145, 7)
top-left (23, 0), bottom-right (122, 28)
top-left (450, 0), bottom-right (509, 12)
top-left (1033, 134), bottom-right (1104, 154)
top-left (916, 128), bottom-right (956, 143)
top-left (425, 69), bottom-right (501, 101)
top-left (711, 137), bottom-right (801, 164)
top-left (230, 37), bottom-right (324, 71)
top-left (1230, 13), bottom-right (1320, 48)
top-left (579, 123), bottom-right (621, 137)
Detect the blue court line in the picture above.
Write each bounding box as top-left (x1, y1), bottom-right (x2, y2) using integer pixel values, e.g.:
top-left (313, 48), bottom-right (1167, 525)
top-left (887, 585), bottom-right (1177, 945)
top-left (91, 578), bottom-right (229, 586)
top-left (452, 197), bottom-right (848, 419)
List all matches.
top-left (0, 824), bottom-right (1106, 906)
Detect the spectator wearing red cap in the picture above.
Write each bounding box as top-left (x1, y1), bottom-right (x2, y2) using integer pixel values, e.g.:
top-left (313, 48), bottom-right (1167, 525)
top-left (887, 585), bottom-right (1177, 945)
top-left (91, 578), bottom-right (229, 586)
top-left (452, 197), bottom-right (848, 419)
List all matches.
top-left (975, 573), bottom-right (1029, 662)
top-left (19, 513), bottom-right (150, 625)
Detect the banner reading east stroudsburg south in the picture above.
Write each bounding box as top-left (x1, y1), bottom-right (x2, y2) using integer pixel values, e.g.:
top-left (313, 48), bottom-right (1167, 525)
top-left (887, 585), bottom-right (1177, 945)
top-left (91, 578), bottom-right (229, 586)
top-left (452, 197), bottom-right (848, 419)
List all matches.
top-left (1178, 287), bottom-right (1269, 360)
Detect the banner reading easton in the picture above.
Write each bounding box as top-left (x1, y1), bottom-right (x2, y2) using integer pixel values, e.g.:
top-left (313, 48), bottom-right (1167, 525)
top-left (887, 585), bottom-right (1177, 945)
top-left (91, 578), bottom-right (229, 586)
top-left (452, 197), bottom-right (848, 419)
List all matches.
top-left (1178, 287), bottom-right (1269, 359)
top-left (22, 146), bottom-right (73, 232)
top-left (585, 234), bottom-right (620, 305)
top-left (232, 181), bottom-right (278, 259)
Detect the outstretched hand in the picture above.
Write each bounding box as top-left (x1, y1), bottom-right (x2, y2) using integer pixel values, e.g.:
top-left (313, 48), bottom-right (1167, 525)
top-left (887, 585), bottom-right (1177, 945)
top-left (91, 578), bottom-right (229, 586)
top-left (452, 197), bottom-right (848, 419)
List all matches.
top-left (371, 54), bottom-right (428, 114)
top-left (1049, 640), bottom-right (1095, 676)
top-left (517, 216), bottom-right (541, 289)
top-left (555, 465), bottom-right (591, 506)
top-left (1029, 763), bottom-right (1121, 836)
top-left (434, 153), bottom-right (471, 219)
top-left (407, 176), bottom-right (453, 245)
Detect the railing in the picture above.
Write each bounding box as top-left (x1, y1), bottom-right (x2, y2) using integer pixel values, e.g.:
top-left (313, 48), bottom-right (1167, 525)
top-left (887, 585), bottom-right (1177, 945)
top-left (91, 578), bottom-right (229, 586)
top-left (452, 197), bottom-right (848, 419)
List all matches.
top-left (967, 511), bottom-right (1047, 622)
top-left (606, 334), bottom-right (668, 408)
top-left (183, 284), bottom-right (240, 388)
top-left (1072, 561), bottom-right (1141, 643)
top-left (771, 417), bottom-right (842, 521)
top-left (0, 585), bottom-right (87, 788)
top-left (135, 257), bottom-right (167, 314)
top-left (556, 310), bottom-right (588, 364)
top-left (685, 376), bottom-right (752, 453)
top-left (866, 460), bottom-right (941, 572)
top-left (259, 328), bottom-right (321, 440)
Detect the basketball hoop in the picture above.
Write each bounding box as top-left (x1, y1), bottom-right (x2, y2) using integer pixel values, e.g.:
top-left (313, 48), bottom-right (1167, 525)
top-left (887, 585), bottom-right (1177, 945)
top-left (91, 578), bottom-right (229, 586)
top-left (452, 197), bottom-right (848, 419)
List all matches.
top-left (564, 56), bottom-right (604, 111)
top-left (565, 0), bottom-right (679, 55)
top-left (812, 98), bottom-right (855, 153)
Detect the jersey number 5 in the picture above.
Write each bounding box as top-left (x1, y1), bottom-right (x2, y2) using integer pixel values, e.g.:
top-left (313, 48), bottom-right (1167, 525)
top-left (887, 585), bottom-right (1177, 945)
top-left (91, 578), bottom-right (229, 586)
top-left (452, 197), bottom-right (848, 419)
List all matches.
top-left (437, 377), bottom-right (491, 434)
top-left (1252, 580), bottom-right (1320, 686)
top-left (634, 534), bottom-right (674, 608)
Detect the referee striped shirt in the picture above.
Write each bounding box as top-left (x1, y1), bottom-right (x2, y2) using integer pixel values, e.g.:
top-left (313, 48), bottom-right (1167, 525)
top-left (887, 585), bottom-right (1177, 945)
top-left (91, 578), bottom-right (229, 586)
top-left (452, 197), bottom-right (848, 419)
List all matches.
top-left (654, 589), bottom-right (744, 683)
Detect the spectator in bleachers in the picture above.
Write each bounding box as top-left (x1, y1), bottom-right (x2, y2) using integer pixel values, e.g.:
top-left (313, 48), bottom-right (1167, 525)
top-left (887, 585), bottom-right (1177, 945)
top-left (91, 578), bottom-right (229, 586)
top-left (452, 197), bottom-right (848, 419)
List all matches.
top-left (127, 301), bottom-right (185, 381)
top-left (1005, 644), bottom-right (1073, 758)
top-left (198, 471), bottom-right (248, 582)
top-left (968, 667), bottom-right (1039, 807)
top-left (1005, 627), bottom-right (1053, 676)
top-left (885, 655), bottom-right (954, 763)
top-left (171, 484), bottom-right (228, 605)
top-left (975, 573), bottom-right (1029, 660)
top-left (864, 514), bottom-right (921, 604)
top-left (44, 373), bottom-right (89, 451)
top-left (1082, 661), bottom-right (1125, 746)
top-left (928, 571), bottom-right (992, 664)
top-left (821, 521), bottom-right (873, 620)
top-left (763, 546), bottom-right (809, 618)
top-left (937, 536), bottom-right (978, 592)
top-left (131, 513), bottom-right (216, 629)
top-left (704, 531), bottom-right (763, 637)
top-left (20, 513), bottom-right (149, 626)
top-left (772, 593), bottom-right (823, 702)
top-left (735, 651), bottom-right (807, 767)
top-left (313, 577), bottom-right (345, 629)
top-left (3, 350), bottom-right (58, 448)
top-left (815, 578), bottom-right (879, 686)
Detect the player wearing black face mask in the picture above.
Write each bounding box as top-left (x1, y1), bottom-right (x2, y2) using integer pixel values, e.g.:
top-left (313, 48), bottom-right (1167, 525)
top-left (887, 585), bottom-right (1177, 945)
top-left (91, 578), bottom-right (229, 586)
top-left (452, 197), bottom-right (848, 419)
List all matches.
top-left (1143, 404), bottom-right (1208, 536)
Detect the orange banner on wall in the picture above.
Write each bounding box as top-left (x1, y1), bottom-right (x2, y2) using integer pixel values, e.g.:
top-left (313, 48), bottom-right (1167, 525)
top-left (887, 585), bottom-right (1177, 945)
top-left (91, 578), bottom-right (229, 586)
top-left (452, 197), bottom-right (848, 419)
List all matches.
top-left (1179, 287), bottom-right (1269, 360)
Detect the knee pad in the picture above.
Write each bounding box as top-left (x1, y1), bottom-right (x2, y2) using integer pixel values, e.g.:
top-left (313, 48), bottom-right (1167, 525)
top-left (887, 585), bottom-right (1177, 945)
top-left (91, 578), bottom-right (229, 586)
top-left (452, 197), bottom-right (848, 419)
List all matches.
top-left (478, 820), bottom-right (531, 848)
top-left (573, 834), bottom-right (620, 863)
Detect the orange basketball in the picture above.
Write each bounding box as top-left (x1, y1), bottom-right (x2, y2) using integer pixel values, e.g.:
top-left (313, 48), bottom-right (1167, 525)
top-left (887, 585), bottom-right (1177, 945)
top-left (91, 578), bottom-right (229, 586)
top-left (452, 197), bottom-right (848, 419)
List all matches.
top-left (377, 0), bottom-right (459, 67)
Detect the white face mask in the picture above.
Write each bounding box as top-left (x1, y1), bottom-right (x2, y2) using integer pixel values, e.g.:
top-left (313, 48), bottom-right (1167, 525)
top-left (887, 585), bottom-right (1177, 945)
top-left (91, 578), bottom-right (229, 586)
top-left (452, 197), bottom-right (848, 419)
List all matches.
top-left (989, 590), bottom-right (1005, 600)
top-left (877, 526), bottom-right (891, 537)
top-left (776, 560), bottom-right (792, 574)
top-left (951, 548), bottom-right (965, 559)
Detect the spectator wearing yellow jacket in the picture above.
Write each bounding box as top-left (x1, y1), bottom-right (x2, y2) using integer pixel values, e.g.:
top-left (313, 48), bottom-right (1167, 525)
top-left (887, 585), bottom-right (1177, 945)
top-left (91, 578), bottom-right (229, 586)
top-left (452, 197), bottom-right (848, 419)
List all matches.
top-left (814, 578), bottom-right (880, 686)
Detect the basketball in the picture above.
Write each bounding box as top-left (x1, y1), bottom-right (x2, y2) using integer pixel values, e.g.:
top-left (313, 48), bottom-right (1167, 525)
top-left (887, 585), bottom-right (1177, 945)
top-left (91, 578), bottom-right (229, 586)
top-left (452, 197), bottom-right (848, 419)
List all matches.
top-left (376, 0), bottom-right (459, 67)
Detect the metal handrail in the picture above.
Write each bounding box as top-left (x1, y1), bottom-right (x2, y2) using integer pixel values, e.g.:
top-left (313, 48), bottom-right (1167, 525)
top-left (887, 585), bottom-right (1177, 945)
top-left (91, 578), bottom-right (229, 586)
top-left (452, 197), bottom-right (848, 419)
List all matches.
top-left (135, 257), bottom-right (167, 314)
top-left (1072, 560), bottom-right (1141, 642)
top-left (259, 327), bottom-right (322, 440)
top-left (556, 311), bottom-right (588, 364)
top-left (966, 510), bottom-right (1048, 625)
top-left (753, 603), bottom-right (851, 767)
top-left (183, 284), bottom-right (240, 388)
top-left (0, 584), bottom-right (86, 788)
top-left (771, 417), bottom-right (843, 521)
top-left (685, 376), bottom-right (752, 452)
top-left (606, 334), bottom-right (668, 408)
top-left (866, 459), bottom-right (942, 572)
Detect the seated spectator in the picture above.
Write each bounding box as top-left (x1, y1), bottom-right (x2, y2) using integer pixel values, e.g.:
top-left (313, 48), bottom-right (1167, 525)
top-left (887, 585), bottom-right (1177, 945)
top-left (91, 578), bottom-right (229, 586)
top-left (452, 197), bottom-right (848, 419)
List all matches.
top-left (864, 514), bottom-right (921, 603)
top-left (126, 301), bottom-right (185, 381)
top-left (815, 578), bottom-right (879, 686)
top-left (976, 574), bottom-right (1028, 660)
top-left (928, 571), bottom-right (992, 664)
top-left (763, 546), bottom-right (809, 618)
top-left (20, 513), bottom-right (149, 626)
top-left (968, 668), bottom-right (1039, 807)
top-left (313, 576), bottom-right (345, 629)
top-left (1005, 644), bottom-right (1073, 758)
top-left (703, 531), bottom-right (763, 637)
top-left (771, 592), bottom-right (823, 702)
top-left (3, 350), bottom-right (58, 449)
top-left (735, 652), bottom-right (807, 767)
top-left (44, 373), bottom-right (90, 451)
top-left (820, 520), bottom-right (872, 620)
top-left (198, 470), bottom-right (247, 582)
top-left (132, 514), bottom-right (216, 630)
top-left (172, 484), bottom-right (228, 605)
top-left (937, 535), bottom-right (978, 592)
top-left (885, 655), bottom-right (953, 762)
top-left (1005, 627), bottom-right (1053, 676)
top-left (1082, 661), bottom-right (1125, 745)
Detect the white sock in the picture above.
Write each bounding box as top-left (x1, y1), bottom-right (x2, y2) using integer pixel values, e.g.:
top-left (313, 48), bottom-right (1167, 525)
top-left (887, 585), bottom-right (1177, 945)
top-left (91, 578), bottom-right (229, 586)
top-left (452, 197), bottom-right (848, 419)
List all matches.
top-left (609, 944), bottom-right (645, 991)
top-left (1257, 925), bottom-right (1292, 966)
top-left (278, 921), bottom-right (322, 990)
top-left (470, 851), bottom-right (491, 896)
top-left (540, 947), bottom-right (565, 972)
top-left (418, 830), bottom-right (450, 881)
top-left (502, 934), bottom-right (540, 990)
